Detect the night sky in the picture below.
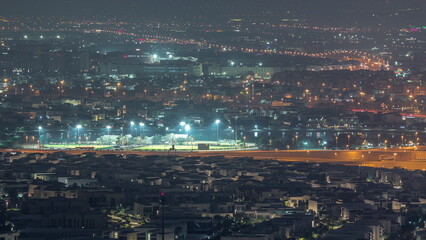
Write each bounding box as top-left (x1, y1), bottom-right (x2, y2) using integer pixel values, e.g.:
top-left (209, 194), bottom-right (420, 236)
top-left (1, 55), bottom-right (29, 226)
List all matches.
top-left (0, 0), bottom-right (424, 18)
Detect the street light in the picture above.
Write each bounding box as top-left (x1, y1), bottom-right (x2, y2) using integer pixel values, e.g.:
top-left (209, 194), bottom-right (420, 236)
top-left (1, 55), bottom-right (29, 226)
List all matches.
top-left (215, 119), bottom-right (220, 142)
top-left (38, 126), bottom-right (42, 148)
top-left (184, 124), bottom-right (190, 133)
top-left (416, 132), bottom-right (419, 146)
top-left (106, 126), bottom-right (112, 145)
top-left (180, 121), bottom-right (186, 132)
top-left (184, 124), bottom-right (191, 144)
top-left (76, 125), bottom-right (82, 144)
top-left (139, 122), bottom-right (145, 138)
top-left (377, 133), bottom-right (381, 147)
top-left (294, 135), bottom-right (298, 150)
top-left (335, 136), bottom-right (338, 149)
top-left (130, 121), bottom-right (135, 136)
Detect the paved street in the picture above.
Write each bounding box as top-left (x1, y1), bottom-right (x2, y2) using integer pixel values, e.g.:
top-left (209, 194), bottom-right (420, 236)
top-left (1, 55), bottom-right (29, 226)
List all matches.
top-left (5, 148), bottom-right (426, 171)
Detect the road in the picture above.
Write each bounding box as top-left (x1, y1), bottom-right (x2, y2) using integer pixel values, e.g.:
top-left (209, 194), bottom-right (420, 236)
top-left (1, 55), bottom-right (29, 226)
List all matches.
top-left (79, 27), bottom-right (389, 71)
top-left (138, 34), bottom-right (388, 71)
top-left (4, 148), bottom-right (426, 171)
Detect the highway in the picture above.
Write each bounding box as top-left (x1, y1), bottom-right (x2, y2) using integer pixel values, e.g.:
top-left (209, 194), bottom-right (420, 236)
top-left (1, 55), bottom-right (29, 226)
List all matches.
top-left (138, 34), bottom-right (388, 71)
top-left (4, 148), bottom-right (426, 171)
top-left (76, 27), bottom-right (388, 71)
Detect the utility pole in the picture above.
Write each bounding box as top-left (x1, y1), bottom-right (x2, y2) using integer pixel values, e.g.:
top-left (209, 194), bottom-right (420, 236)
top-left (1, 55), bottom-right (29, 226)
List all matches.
top-left (160, 192), bottom-right (165, 240)
top-left (234, 117), bottom-right (238, 146)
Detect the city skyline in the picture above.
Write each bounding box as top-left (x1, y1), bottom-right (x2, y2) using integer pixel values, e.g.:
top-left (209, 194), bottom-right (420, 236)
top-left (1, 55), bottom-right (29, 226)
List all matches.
top-left (1, 0), bottom-right (426, 239)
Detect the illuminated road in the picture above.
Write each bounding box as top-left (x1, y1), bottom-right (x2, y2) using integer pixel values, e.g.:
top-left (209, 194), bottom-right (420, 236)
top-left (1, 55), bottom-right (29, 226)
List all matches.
top-left (77, 27), bottom-right (389, 71)
top-left (137, 34), bottom-right (389, 71)
top-left (4, 148), bottom-right (426, 171)
top-left (31, 25), bottom-right (389, 71)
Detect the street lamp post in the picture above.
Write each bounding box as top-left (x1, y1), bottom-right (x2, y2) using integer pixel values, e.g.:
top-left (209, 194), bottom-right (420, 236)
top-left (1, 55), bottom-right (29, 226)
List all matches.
top-left (76, 125), bottom-right (82, 144)
top-left (294, 135), bottom-right (298, 150)
top-left (120, 127), bottom-right (124, 145)
top-left (106, 126), bottom-right (112, 145)
top-left (165, 127), bottom-right (171, 144)
top-left (139, 122), bottom-right (145, 138)
top-left (234, 116), bottom-right (238, 144)
top-left (66, 128), bottom-right (70, 148)
top-left (130, 121), bottom-right (135, 136)
top-left (185, 124), bottom-right (190, 146)
top-left (191, 136), bottom-right (194, 152)
top-left (377, 133), bottom-right (381, 147)
top-left (38, 126), bottom-right (42, 148)
top-left (254, 125), bottom-right (258, 146)
top-left (415, 132), bottom-right (419, 146)
top-left (215, 119), bottom-right (220, 143)
top-left (335, 136), bottom-right (338, 149)
top-left (347, 135), bottom-right (351, 148)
